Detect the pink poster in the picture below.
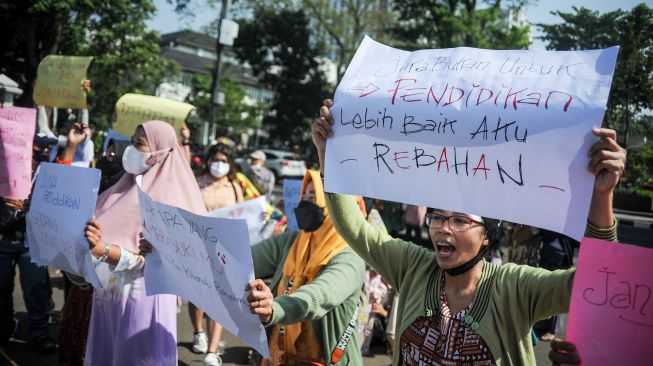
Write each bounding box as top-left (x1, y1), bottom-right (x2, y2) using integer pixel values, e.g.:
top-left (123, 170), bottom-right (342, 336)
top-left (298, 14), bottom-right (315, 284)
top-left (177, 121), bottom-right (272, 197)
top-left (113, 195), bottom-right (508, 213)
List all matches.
top-left (567, 238), bottom-right (653, 366)
top-left (0, 106), bottom-right (36, 199)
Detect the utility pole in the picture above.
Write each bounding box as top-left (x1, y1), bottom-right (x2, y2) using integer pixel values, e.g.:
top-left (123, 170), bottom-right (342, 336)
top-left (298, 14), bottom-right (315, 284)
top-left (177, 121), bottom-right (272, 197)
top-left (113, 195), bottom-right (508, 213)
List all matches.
top-left (208, 0), bottom-right (230, 144)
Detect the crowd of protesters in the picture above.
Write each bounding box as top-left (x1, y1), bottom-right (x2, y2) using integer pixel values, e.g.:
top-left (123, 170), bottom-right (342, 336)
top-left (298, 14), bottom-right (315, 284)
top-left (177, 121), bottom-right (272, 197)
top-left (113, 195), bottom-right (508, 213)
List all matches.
top-left (0, 87), bottom-right (627, 366)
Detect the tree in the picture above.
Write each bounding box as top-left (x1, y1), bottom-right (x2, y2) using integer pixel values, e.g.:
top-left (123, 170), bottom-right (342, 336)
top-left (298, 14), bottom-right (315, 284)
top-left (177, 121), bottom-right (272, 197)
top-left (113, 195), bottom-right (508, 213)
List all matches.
top-left (301, 0), bottom-right (397, 79)
top-left (0, 1), bottom-right (178, 132)
top-left (391, 0), bottom-right (531, 49)
top-left (539, 5), bottom-right (653, 186)
top-left (233, 7), bottom-right (330, 148)
top-left (185, 73), bottom-right (262, 138)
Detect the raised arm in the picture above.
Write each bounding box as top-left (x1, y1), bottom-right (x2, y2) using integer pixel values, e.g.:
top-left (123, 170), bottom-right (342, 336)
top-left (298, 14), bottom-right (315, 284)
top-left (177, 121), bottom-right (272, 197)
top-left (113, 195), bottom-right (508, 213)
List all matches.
top-left (585, 128), bottom-right (626, 241)
top-left (312, 99), bottom-right (431, 290)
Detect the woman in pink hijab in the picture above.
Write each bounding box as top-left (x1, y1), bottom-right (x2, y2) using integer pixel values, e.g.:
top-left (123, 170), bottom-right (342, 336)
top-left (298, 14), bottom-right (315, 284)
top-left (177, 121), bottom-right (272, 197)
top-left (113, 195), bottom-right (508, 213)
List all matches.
top-left (82, 121), bottom-right (206, 365)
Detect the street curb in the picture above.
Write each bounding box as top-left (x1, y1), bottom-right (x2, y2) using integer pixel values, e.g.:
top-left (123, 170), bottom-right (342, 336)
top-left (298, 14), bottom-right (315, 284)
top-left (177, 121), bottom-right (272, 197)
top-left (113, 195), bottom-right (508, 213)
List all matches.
top-left (617, 218), bottom-right (653, 230)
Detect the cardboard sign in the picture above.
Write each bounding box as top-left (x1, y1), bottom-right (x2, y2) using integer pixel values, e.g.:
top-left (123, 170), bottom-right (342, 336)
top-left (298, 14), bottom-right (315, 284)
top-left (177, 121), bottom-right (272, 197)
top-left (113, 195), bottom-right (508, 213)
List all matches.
top-left (137, 186), bottom-right (269, 358)
top-left (208, 196), bottom-right (270, 245)
top-left (26, 163), bottom-right (102, 288)
top-left (567, 238), bottom-right (653, 365)
top-left (33, 55), bottom-right (93, 109)
top-left (113, 93), bottom-right (194, 138)
top-left (0, 107), bottom-right (36, 199)
top-left (283, 179), bottom-right (303, 231)
top-left (325, 36), bottom-right (619, 240)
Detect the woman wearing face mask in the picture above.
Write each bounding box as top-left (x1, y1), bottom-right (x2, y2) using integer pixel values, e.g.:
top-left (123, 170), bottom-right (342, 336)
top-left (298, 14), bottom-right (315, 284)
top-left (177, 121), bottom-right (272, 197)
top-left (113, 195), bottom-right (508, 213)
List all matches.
top-left (81, 121), bottom-right (206, 366)
top-left (190, 144), bottom-right (244, 366)
top-left (246, 170), bottom-right (366, 366)
top-left (310, 100), bottom-right (626, 366)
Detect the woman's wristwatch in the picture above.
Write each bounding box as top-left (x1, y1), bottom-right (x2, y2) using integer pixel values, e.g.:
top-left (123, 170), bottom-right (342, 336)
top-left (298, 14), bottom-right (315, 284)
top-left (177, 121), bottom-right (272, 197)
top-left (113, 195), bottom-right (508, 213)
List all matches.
top-left (96, 243), bottom-right (111, 265)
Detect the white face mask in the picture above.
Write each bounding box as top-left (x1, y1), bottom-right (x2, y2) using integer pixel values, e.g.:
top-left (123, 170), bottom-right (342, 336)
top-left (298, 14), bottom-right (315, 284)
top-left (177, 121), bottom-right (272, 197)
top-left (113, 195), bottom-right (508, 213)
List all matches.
top-left (122, 145), bottom-right (153, 175)
top-left (209, 161), bottom-right (230, 178)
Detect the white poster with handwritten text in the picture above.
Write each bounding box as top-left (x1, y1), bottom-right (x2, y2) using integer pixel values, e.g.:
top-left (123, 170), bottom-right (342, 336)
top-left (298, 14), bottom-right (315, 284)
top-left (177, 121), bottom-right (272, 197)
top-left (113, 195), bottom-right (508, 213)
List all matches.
top-left (208, 196), bottom-right (269, 245)
top-left (283, 179), bottom-right (303, 232)
top-left (26, 163), bottom-right (102, 288)
top-left (137, 186), bottom-right (269, 357)
top-left (325, 36), bottom-right (619, 240)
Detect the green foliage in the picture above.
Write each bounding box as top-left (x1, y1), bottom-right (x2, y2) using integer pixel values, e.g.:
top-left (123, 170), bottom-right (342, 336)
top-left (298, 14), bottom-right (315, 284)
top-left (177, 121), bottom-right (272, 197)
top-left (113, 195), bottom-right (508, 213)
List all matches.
top-left (185, 73), bottom-right (262, 138)
top-left (539, 5), bottom-right (653, 126)
top-left (538, 4), bottom-right (653, 187)
top-left (391, 0), bottom-right (531, 49)
top-left (301, 0), bottom-right (397, 79)
top-left (233, 7), bottom-right (329, 146)
top-left (0, 0), bottom-right (178, 133)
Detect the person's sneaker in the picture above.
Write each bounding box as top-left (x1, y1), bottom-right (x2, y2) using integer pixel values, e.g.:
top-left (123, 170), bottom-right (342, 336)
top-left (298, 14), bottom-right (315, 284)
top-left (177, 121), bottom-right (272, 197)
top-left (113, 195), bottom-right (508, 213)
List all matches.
top-left (217, 340), bottom-right (226, 356)
top-left (192, 331), bottom-right (209, 353)
top-left (204, 352), bottom-right (222, 366)
top-left (31, 335), bottom-right (57, 354)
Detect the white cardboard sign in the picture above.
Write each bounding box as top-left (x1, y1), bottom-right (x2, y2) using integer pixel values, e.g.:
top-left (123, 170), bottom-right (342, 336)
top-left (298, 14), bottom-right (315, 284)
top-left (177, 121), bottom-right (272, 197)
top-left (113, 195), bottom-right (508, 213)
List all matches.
top-left (283, 179), bottom-right (303, 232)
top-left (325, 36), bottom-right (619, 240)
top-left (26, 163), bottom-right (102, 288)
top-left (208, 196), bottom-right (270, 245)
top-left (137, 186), bottom-right (269, 357)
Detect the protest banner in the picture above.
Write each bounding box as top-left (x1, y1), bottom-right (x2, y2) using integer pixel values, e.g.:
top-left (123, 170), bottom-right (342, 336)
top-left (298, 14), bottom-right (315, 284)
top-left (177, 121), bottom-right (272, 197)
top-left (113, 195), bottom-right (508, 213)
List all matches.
top-left (567, 238), bottom-right (653, 365)
top-left (26, 163), bottom-right (102, 288)
top-left (137, 185), bottom-right (269, 358)
top-left (33, 55), bottom-right (93, 109)
top-left (283, 179), bottom-right (303, 231)
top-left (208, 196), bottom-right (270, 245)
top-left (0, 106), bottom-right (36, 199)
top-left (325, 36), bottom-right (619, 240)
top-left (113, 93), bottom-right (194, 138)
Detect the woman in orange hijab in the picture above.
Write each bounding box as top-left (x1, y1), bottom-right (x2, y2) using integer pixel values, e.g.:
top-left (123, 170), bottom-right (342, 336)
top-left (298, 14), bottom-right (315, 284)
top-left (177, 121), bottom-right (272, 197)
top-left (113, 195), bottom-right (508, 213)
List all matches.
top-left (247, 170), bottom-right (365, 366)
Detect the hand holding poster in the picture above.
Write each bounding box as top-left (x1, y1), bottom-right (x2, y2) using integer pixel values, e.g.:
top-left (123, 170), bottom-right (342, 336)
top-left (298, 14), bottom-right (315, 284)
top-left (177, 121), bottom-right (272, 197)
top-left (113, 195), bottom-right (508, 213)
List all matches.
top-left (283, 179), bottom-right (303, 231)
top-left (0, 106), bottom-right (36, 199)
top-left (33, 55), bottom-right (93, 109)
top-left (208, 196), bottom-right (270, 245)
top-left (113, 93), bottom-right (194, 138)
top-left (137, 186), bottom-right (269, 358)
top-left (26, 163), bottom-right (102, 288)
top-left (567, 239), bottom-right (653, 365)
top-left (325, 36), bottom-right (619, 240)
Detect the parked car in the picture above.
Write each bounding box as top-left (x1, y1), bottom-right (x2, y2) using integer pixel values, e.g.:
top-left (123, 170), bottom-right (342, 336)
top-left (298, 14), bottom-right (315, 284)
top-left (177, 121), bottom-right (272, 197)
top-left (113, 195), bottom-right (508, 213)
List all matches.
top-left (236, 148), bottom-right (307, 181)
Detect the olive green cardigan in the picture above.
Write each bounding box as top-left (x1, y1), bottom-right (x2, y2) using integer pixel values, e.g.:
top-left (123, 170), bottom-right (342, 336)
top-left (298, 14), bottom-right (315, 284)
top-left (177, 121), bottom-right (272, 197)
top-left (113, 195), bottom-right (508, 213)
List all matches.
top-left (326, 193), bottom-right (616, 366)
top-left (252, 231), bottom-right (365, 366)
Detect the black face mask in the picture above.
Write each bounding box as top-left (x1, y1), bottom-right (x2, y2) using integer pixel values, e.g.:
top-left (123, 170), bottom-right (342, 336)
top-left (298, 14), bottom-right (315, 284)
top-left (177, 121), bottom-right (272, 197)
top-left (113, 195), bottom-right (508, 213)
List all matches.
top-left (294, 200), bottom-right (325, 232)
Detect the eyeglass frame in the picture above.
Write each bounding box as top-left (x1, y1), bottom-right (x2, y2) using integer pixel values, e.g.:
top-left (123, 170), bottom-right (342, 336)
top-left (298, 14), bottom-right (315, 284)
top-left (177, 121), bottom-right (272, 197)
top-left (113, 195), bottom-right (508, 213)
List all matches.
top-left (424, 212), bottom-right (486, 232)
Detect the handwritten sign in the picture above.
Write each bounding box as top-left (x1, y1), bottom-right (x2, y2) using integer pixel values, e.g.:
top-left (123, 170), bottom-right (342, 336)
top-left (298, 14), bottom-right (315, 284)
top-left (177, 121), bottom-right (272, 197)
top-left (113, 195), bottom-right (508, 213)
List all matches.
top-left (0, 107), bottom-right (36, 199)
top-left (283, 179), bottom-right (303, 231)
top-left (207, 196), bottom-right (270, 245)
top-left (26, 163), bottom-right (102, 288)
top-left (567, 238), bottom-right (653, 365)
top-left (325, 36), bottom-right (619, 240)
top-left (113, 93), bottom-right (194, 138)
top-left (33, 55), bottom-right (93, 109)
top-left (137, 186), bottom-right (269, 357)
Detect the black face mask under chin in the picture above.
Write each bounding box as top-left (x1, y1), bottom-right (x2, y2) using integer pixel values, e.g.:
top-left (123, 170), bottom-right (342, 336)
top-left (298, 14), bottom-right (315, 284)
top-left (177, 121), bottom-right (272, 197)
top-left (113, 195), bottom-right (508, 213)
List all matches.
top-left (294, 200), bottom-right (325, 232)
top-left (444, 246), bottom-right (488, 276)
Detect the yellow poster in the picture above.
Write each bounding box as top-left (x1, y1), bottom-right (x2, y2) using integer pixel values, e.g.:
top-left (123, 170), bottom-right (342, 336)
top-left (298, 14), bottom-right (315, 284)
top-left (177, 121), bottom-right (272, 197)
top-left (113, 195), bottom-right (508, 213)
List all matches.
top-left (113, 93), bottom-right (195, 137)
top-left (33, 55), bottom-right (93, 109)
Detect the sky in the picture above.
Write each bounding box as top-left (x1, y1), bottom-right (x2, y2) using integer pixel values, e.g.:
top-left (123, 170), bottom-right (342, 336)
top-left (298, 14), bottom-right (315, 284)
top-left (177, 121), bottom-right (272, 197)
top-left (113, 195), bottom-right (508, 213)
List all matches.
top-left (147, 0), bottom-right (652, 50)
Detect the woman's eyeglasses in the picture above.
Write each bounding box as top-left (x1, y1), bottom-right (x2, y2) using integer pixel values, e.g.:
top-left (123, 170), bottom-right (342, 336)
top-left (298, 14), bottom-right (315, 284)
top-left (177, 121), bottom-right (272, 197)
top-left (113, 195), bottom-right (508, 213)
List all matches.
top-left (424, 213), bottom-right (485, 232)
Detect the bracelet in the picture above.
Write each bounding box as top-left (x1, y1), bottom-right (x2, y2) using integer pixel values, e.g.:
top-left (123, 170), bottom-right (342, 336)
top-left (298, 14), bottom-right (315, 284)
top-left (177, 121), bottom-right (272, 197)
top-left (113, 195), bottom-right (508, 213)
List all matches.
top-left (96, 244), bottom-right (111, 265)
top-left (584, 219), bottom-right (618, 242)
